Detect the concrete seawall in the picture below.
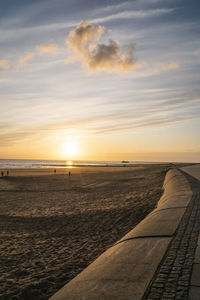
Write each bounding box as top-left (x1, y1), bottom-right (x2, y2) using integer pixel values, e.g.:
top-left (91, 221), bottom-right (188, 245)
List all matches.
top-left (50, 168), bottom-right (193, 300)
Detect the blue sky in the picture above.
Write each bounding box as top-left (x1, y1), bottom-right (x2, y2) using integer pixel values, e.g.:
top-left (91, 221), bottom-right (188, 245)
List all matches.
top-left (0, 0), bottom-right (200, 161)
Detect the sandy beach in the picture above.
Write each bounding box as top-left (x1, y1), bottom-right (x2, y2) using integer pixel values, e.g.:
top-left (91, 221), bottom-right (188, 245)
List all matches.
top-left (0, 165), bottom-right (168, 299)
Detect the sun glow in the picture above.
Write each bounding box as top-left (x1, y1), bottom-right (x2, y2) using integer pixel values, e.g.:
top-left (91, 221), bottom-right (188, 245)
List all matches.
top-left (61, 140), bottom-right (79, 159)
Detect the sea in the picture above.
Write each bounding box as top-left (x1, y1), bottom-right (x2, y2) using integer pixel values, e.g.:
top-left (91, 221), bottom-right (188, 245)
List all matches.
top-left (0, 159), bottom-right (163, 169)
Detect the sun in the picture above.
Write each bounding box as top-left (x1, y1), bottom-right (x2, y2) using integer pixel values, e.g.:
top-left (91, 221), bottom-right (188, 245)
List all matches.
top-left (61, 140), bottom-right (79, 159)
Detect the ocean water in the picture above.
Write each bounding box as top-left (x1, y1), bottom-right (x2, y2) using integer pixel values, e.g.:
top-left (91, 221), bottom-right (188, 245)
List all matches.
top-left (0, 159), bottom-right (160, 169)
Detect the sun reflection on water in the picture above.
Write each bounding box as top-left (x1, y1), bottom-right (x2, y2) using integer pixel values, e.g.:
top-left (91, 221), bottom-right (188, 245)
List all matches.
top-left (66, 160), bottom-right (74, 168)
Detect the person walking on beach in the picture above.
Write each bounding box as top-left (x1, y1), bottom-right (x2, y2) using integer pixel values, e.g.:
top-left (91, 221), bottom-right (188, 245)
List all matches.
top-left (54, 169), bottom-right (56, 174)
top-left (69, 171), bottom-right (71, 177)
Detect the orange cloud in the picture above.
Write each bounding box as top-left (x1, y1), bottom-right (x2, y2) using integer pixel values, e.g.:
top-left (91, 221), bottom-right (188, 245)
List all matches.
top-left (17, 53), bottom-right (34, 66)
top-left (154, 61), bottom-right (180, 73)
top-left (161, 61), bottom-right (180, 71)
top-left (65, 21), bottom-right (136, 73)
top-left (36, 43), bottom-right (58, 54)
top-left (0, 59), bottom-right (9, 70)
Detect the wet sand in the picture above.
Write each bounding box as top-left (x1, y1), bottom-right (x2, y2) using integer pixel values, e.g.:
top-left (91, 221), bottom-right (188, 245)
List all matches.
top-left (0, 165), bottom-right (168, 299)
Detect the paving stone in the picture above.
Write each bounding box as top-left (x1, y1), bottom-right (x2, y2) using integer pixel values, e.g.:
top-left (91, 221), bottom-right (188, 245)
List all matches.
top-left (144, 191), bottom-right (200, 299)
top-left (152, 282), bottom-right (164, 288)
top-left (168, 277), bottom-right (179, 283)
top-left (147, 292), bottom-right (162, 299)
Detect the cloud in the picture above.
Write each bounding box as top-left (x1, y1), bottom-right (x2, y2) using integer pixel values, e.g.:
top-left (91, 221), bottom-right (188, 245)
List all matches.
top-left (1, 92), bottom-right (199, 147)
top-left (17, 53), bottom-right (34, 66)
top-left (153, 61), bottom-right (180, 73)
top-left (161, 61), bottom-right (180, 71)
top-left (65, 21), bottom-right (136, 73)
top-left (15, 43), bottom-right (58, 69)
top-left (90, 8), bottom-right (174, 24)
top-left (0, 59), bottom-right (9, 69)
top-left (36, 43), bottom-right (58, 54)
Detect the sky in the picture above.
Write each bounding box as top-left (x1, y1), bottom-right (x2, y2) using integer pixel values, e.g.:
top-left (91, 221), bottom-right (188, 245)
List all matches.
top-left (0, 0), bottom-right (200, 162)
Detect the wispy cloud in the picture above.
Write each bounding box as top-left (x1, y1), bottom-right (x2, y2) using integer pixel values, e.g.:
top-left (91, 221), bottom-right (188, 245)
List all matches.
top-left (153, 61), bottom-right (180, 73)
top-left (36, 43), bottom-right (58, 54)
top-left (90, 8), bottom-right (174, 24)
top-left (15, 42), bottom-right (59, 68)
top-left (1, 92), bottom-right (199, 146)
top-left (1, 111), bottom-right (197, 146)
top-left (65, 21), bottom-right (136, 73)
top-left (0, 59), bottom-right (9, 69)
top-left (17, 52), bottom-right (34, 67)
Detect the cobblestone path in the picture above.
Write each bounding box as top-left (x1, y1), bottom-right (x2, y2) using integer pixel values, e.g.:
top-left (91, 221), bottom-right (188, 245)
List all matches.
top-left (144, 191), bottom-right (200, 300)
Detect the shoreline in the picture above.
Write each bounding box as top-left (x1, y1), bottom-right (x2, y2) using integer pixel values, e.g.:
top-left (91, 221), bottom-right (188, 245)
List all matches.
top-left (0, 158), bottom-right (196, 172)
top-left (0, 162), bottom-right (194, 175)
top-left (0, 165), bottom-right (169, 177)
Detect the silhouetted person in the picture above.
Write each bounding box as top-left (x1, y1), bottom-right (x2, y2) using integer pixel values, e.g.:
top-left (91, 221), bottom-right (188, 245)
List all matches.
top-left (54, 169), bottom-right (56, 174)
top-left (69, 171), bottom-right (71, 177)
top-left (7, 170), bottom-right (9, 176)
top-left (1, 171), bottom-right (4, 177)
